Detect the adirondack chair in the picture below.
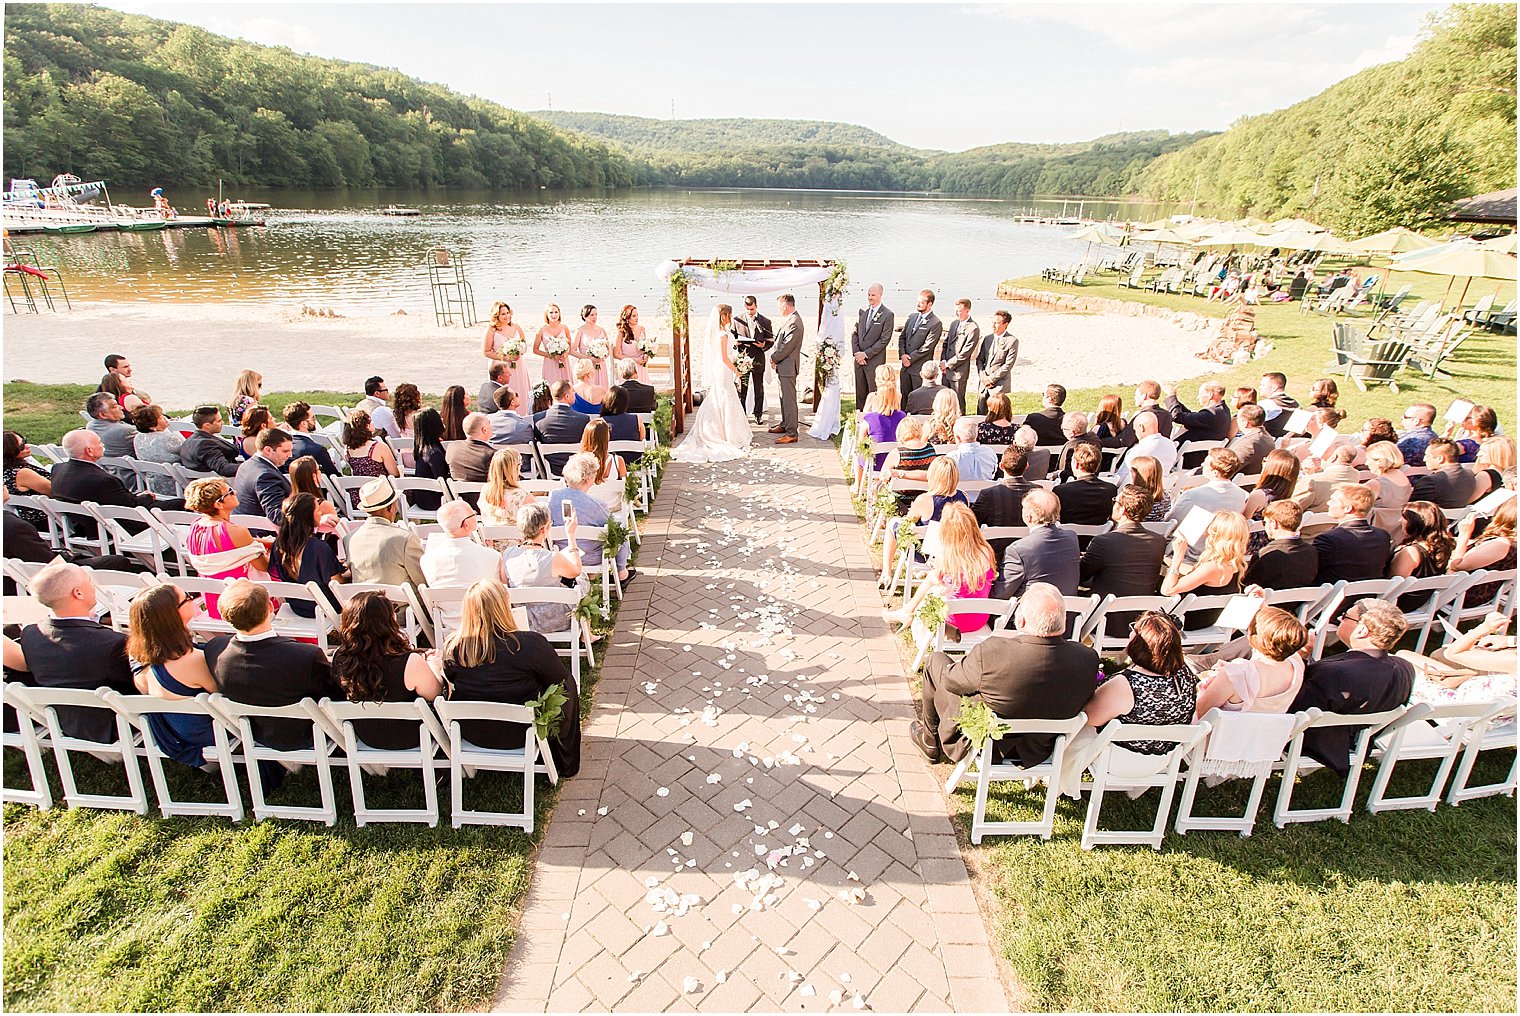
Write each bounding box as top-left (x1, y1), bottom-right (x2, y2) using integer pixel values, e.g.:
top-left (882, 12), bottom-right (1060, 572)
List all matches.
top-left (1118, 261), bottom-right (1148, 289)
top-left (1407, 321), bottom-right (1476, 379)
top-left (1461, 294), bottom-right (1496, 325)
top-left (1343, 337), bottom-right (1413, 392)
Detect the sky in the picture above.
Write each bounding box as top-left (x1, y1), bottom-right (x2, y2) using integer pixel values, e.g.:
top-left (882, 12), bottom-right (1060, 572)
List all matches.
top-left (103, 1), bottom-right (1443, 151)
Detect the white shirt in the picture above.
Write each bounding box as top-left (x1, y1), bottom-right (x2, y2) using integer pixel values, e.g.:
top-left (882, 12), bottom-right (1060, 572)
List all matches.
top-left (1166, 478), bottom-right (1249, 561)
top-left (357, 396), bottom-right (399, 439)
top-left (1115, 433), bottom-right (1178, 485)
top-left (946, 442), bottom-right (999, 482)
top-left (420, 534), bottom-right (501, 588)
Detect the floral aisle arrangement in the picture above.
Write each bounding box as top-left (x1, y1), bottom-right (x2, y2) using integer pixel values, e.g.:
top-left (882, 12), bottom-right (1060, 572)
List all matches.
top-left (814, 342), bottom-right (841, 390)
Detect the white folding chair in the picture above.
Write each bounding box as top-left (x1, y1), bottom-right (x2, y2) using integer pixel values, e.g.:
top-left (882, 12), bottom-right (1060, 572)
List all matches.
top-left (909, 597), bottom-right (1014, 672)
top-left (419, 585), bottom-right (470, 646)
top-left (1079, 595), bottom-right (1181, 656)
top-left (86, 503), bottom-right (174, 573)
top-left (1175, 709), bottom-right (1314, 837)
top-left (507, 585), bottom-right (595, 680)
top-left (98, 455), bottom-right (142, 491)
top-left (1272, 705), bottom-right (1409, 826)
top-left (143, 507), bottom-right (196, 576)
top-left (945, 712), bottom-right (1088, 842)
top-left (1365, 701), bottom-right (1505, 814)
top-left (82, 566), bottom-right (155, 631)
top-left (130, 459), bottom-right (183, 496)
top-left (442, 479), bottom-right (486, 505)
top-left (535, 443), bottom-right (582, 480)
top-left (1305, 579), bottom-right (1407, 658)
top-left (1079, 719), bottom-right (1211, 850)
top-left (329, 581), bottom-right (423, 644)
top-left (1260, 583), bottom-right (1336, 624)
top-left (1446, 696), bottom-right (1517, 805)
top-left (324, 475), bottom-right (377, 520)
top-left (3, 558), bottom-right (49, 596)
top-left (550, 524), bottom-right (619, 607)
top-left (10, 684), bottom-right (149, 814)
top-left (2, 681), bottom-right (53, 809)
top-left (319, 697), bottom-right (453, 827)
top-left (1172, 592), bottom-right (1254, 651)
top-left (7, 495), bottom-right (63, 548)
top-left (1440, 569), bottom-right (1517, 631)
top-left (389, 477), bottom-right (450, 523)
top-left (1395, 573), bottom-right (1473, 654)
top-left (100, 691), bottom-right (245, 821)
top-left (205, 694), bottom-right (341, 825)
top-left (432, 698), bottom-right (559, 830)
top-left (40, 497), bottom-right (111, 556)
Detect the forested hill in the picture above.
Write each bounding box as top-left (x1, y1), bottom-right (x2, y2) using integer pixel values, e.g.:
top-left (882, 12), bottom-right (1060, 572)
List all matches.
top-left (530, 111), bottom-right (921, 155)
top-left (2, 3), bottom-right (643, 188)
top-left (1137, 3), bottom-right (1516, 233)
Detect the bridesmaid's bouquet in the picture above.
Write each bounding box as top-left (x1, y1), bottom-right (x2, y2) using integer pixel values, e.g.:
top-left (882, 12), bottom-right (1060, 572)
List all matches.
top-left (814, 343), bottom-right (841, 388)
top-left (542, 334), bottom-right (570, 366)
top-left (586, 338), bottom-right (610, 362)
top-left (500, 334), bottom-right (526, 362)
top-left (636, 334), bottom-right (658, 359)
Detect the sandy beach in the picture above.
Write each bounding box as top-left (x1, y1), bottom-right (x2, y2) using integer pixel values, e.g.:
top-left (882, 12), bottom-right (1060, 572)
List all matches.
top-left (3, 301), bottom-right (1223, 406)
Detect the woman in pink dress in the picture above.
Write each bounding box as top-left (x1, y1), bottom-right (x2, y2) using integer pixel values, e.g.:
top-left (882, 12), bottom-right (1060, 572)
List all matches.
top-left (482, 301), bottom-right (531, 408)
top-left (614, 304), bottom-right (652, 384)
top-left (181, 478), bottom-right (271, 619)
top-left (883, 503), bottom-right (997, 635)
top-left (573, 304), bottom-right (611, 389)
top-left (534, 303), bottom-right (574, 389)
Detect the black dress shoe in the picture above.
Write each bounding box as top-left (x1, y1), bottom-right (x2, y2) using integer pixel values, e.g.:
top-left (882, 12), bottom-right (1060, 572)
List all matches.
top-left (909, 720), bottom-right (944, 763)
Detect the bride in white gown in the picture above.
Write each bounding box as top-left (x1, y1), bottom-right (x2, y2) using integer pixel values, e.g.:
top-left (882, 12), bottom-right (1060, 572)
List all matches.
top-left (672, 303), bottom-right (752, 463)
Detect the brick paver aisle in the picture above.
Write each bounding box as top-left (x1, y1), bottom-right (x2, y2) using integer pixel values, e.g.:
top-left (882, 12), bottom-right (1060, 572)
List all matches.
top-left (495, 436), bottom-right (1007, 1013)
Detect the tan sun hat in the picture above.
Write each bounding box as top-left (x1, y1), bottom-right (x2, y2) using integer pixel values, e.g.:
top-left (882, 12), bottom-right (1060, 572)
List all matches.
top-left (357, 478), bottom-right (397, 513)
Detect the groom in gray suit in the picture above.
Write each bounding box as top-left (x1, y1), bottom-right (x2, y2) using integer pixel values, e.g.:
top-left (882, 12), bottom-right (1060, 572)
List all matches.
top-left (850, 284), bottom-right (894, 405)
top-left (769, 293), bottom-right (805, 444)
top-left (898, 289), bottom-right (944, 403)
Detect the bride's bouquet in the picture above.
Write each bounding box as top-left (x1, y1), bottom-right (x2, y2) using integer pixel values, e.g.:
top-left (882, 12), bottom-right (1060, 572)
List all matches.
top-left (500, 334), bottom-right (526, 362)
top-left (586, 338), bottom-right (610, 362)
top-left (814, 342), bottom-right (841, 388)
top-left (542, 333), bottom-right (569, 366)
top-left (733, 350), bottom-right (755, 383)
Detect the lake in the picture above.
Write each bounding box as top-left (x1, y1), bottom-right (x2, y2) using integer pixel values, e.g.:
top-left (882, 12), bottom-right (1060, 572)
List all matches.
top-left (12, 189), bottom-right (1189, 316)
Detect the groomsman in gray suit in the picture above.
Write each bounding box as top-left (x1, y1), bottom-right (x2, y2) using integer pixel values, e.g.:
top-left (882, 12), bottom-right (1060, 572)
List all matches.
top-left (769, 293), bottom-right (805, 444)
top-left (898, 289), bottom-right (944, 403)
top-left (939, 297), bottom-right (981, 410)
top-left (977, 309), bottom-right (1019, 414)
top-left (850, 283), bottom-right (894, 404)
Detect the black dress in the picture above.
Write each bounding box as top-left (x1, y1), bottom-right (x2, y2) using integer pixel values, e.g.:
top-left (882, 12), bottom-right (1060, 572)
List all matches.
top-left (1116, 666), bottom-right (1198, 754)
top-left (445, 632), bottom-right (581, 777)
top-left (333, 651), bottom-right (424, 750)
top-left (411, 442), bottom-right (451, 511)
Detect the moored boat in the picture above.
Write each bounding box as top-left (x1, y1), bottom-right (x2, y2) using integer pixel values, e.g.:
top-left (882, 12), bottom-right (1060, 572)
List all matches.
top-left (44, 223), bottom-right (99, 234)
top-left (119, 220), bottom-right (170, 232)
top-left (382, 205), bottom-right (421, 216)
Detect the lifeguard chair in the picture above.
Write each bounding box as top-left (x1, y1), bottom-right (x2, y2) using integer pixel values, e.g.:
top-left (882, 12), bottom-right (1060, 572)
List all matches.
top-left (426, 248), bottom-right (477, 327)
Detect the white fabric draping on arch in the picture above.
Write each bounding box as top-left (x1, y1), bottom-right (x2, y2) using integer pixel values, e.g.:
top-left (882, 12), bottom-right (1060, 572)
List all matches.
top-left (808, 295), bottom-right (845, 440)
top-left (655, 261), bottom-right (835, 294)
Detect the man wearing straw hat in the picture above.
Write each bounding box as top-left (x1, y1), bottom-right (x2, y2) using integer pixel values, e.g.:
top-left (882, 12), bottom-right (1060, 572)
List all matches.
top-left (346, 478), bottom-right (426, 588)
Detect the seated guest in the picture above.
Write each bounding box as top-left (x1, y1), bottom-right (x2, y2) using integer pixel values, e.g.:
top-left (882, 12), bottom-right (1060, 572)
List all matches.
top-left (1313, 483), bottom-right (1392, 584)
top-left (1448, 404), bottom-right (1497, 463)
top-left (421, 500), bottom-right (502, 588)
top-left (354, 376), bottom-right (399, 438)
top-left (1194, 605), bottom-right (1307, 716)
top-left (926, 388), bottom-right (961, 445)
top-left (1013, 425), bottom-right (1051, 481)
top-left (1282, 406), bottom-right (1349, 463)
top-left (1080, 485), bottom-right (1167, 635)
top-left (1129, 455), bottom-right (1171, 521)
top-left (1166, 448), bottom-right (1246, 559)
top-left (180, 405), bottom-right (241, 477)
top-left (995, 490), bottom-right (1078, 598)
top-left (976, 393), bottom-right (1019, 446)
top-left (441, 385), bottom-right (469, 441)
top-left (580, 418), bottom-right (628, 512)
top-left (346, 478), bottom-right (427, 588)
top-left (102, 353), bottom-right (152, 407)
top-left (280, 402), bottom-right (340, 476)
top-left (446, 412), bottom-right (498, 482)
top-left (1053, 442), bottom-right (1118, 526)
top-left (570, 358), bottom-right (607, 415)
top-left (52, 429), bottom-right (180, 514)
top-left (231, 428), bottom-right (294, 523)
top-left (911, 582), bottom-right (1097, 765)
top-left (1307, 377), bottom-right (1339, 409)
top-left (883, 456), bottom-right (966, 573)
top-left (267, 493), bottom-right (346, 618)
top-left (904, 361), bottom-right (952, 415)
top-left (1163, 379), bottom-right (1231, 444)
top-left (1227, 404), bottom-right (1275, 474)
top-left (1241, 448), bottom-right (1301, 555)
top-left (972, 445), bottom-right (1037, 562)
top-left (127, 582), bottom-right (218, 767)
top-left (205, 580), bottom-right (341, 749)
top-left (181, 477), bottom-right (270, 621)
top-left (1229, 386), bottom-right (1258, 438)
top-left (1241, 500), bottom-right (1318, 590)
top-left (286, 456), bottom-right (343, 532)
top-left (1449, 496), bottom-right (1517, 607)
top-left (1161, 512), bottom-right (1248, 618)
top-left (1092, 393), bottom-right (1127, 448)
top-left (884, 416), bottom-right (938, 484)
top-left (1472, 435), bottom-right (1516, 501)
top-left (409, 408), bottom-right (450, 512)
top-left (1294, 444), bottom-right (1363, 514)
top-left (944, 416), bottom-right (998, 482)
top-left (330, 591), bottom-right (445, 750)
top-left (1398, 611), bottom-right (1517, 705)
top-left (1396, 403), bottom-right (1439, 466)
top-left (478, 362), bottom-right (510, 413)
top-left (441, 580), bottom-right (581, 776)
top-left (488, 386), bottom-right (534, 446)
top-left (1114, 410), bottom-right (1176, 485)
top-left (885, 502), bottom-right (997, 633)
top-left (548, 453), bottom-right (633, 585)
top-left (2, 560), bottom-right (137, 742)
top-left (84, 391), bottom-right (138, 471)
top-left (1410, 439), bottom-right (1477, 508)
top-left (534, 382), bottom-right (593, 476)
top-left (1357, 442), bottom-right (1412, 535)
top-left (1288, 600), bottom-right (1414, 774)
top-left (1257, 372), bottom-right (1299, 437)
top-left (1055, 411), bottom-right (1102, 481)
top-left (1357, 416), bottom-right (1399, 456)
top-left (1120, 381), bottom-right (1172, 442)
top-left (340, 410), bottom-right (401, 506)
top-left (4, 431), bottom-right (53, 528)
top-left (502, 503), bottom-right (586, 634)
top-left (1389, 501), bottom-right (1455, 585)
top-left (238, 405), bottom-right (274, 460)
top-left (130, 404), bottom-right (184, 494)
top-left (615, 358), bottom-right (658, 415)
top-left (859, 365), bottom-right (906, 475)
top-left (228, 369), bottom-right (264, 429)
top-left (600, 385), bottom-right (646, 467)
top-left (1024, 384), bottom-right (1068, 447)
top-left (480, 448), bottom-right (536, 529)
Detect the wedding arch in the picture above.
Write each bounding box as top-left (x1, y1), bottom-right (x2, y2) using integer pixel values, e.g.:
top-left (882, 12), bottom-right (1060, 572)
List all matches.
top-left (656, 258), bottom-right (845, 434)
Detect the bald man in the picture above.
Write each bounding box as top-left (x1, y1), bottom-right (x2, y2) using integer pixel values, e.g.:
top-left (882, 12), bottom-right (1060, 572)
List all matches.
top-left (851, 283), bottom-right (894, 402)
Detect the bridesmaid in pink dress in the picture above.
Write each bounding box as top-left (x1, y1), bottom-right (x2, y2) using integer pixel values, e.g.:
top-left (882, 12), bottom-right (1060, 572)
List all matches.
top-left (482, 301), bottom-right (531, 408)
top-left (573, 304), bottom-right (611, 389)
top-left (534, 303), bottom-right (574, 389)
top-left (614, 304), bottom-right (652, 384)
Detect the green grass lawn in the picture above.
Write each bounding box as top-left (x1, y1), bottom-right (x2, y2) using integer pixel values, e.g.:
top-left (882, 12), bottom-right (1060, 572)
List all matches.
top-left (2, 398), bottom-right (675, 1011)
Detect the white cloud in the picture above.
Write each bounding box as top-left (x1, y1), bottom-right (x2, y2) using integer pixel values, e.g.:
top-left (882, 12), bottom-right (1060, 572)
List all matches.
top-left (964, 2), bottom-right (1320, 51)
top-left (1349, 33), bottom-right (1418, 72)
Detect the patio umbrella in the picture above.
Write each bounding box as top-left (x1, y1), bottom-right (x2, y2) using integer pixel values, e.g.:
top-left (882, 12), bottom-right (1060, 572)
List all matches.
top-left (1173, 219), bottom-right (1224, 241)
top-left (1065, 222), bottom-right (1127, 263)
top-left (1195, 226), bottom-right (1279, 248)
top-left (1268, 217), bottom-right (1329, 233)
top-left (1349, 226), bottom-right (1441, 257)
top-left (1132, 218), bottom-right (1174, 231)
top-left (1389, 238), bottom-right (1518, 310)
top-left (1480, 232), bottom-right (1518, 255)
top-left (1267, 229), bottom-right (1362, 256)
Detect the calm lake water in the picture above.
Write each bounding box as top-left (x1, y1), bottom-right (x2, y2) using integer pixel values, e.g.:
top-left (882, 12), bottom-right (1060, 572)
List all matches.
top-left (12, 189), bottom-right (1189, 316)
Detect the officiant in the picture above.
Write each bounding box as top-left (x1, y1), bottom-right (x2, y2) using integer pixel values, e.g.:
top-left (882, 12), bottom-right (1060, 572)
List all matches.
top-left (735, 295), bottom-right (774, 426)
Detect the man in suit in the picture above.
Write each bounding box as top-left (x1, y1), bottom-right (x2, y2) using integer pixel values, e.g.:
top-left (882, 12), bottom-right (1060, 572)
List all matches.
top-left (2, 559), bottom-right (139, 743)
top-left (487, 388), bottom-right (534, 446)
top-left (1080, 484), bottom-right (1167, 635)
top-left (1292, 445), bottom-right (1362, 512)
top-left (939, 298), bottom-right (981, 409)
top-left (1053, 442), bottom-right (1118, 526)
top-left (904, 361), bottom-right (953, 415)
top-left (103, 353), bottom-right (152, 405)
top-left (346, 479), bottom-right (427, 588)
top-left (912, 583), bottom-right (1098, 764)
top-left (1228, 404), bottom-right (1276, 474)
top-left (898, 289), bottom-right (944, 402)
top-left (850, 283), bottom-right (894, 403)
top-left (84, 391), bottom-right (138, 460)
top-left (616, 359), bottom-right (658, 415)
top-left (50, 431), bottom-right (182, 539)
top-left (1025, 385), bottom-right (1068, 447)
top-left (477, 363), bottom-right (510, 413)
top-left (1163, 379), bottom-right (1231, 458)
top-left (1118, 381), bottom-right (1172, 444)
top-left (972, 445), bottom-right (1038, 562)
top-left (231, 429), bottom-right (293, 523)
top-left (996, 491), bottom-right (1079, 598)
top-left (1410, 439), bottom-right (1477, 508)
top-left (976, 310), bottom-right (1018, 415)
top-left (1242, 500), bottom-right (1319, 590)
top-left (1258, 372), bottom-right (1300, 438)
top-left (280, 402), bottom-right (339, 475)
top-left (769, 293), bottom-right (805, 444)
top-left (735, 295), bottom-right (774, 426)
top-left (446, 413), bottom-right (500, 481)
top-left (1055, 412), bottom-right (1103, 481)
top-left (1313, 483), bottom-right (1392, 583)
top-left (180, 405), bottom-right (241, 477)
top-left (532, 384), bottom-right (592, 474)
top-left (1289, 599), bottom-right (1414, 774)
top-left (204, 579), bottom-right (342, 750)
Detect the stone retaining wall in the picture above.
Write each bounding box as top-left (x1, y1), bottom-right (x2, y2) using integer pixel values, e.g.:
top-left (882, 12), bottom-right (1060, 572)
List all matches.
top-left (997, 285), bottom-right (1219, 333)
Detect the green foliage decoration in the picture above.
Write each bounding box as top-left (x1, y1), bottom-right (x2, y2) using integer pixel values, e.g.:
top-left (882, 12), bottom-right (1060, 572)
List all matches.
top-left (956, 697), bottom-right (1013, 752)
